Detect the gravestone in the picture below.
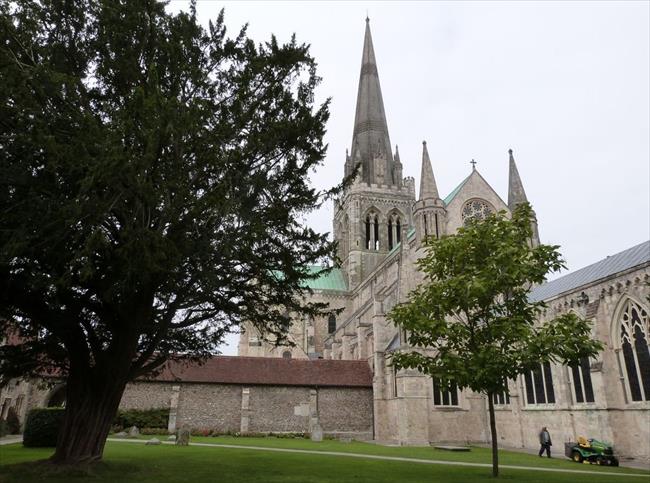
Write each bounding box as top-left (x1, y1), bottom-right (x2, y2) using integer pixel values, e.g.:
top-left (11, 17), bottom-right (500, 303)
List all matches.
top-left (127, 426), bottom-right (139, 438)
top-left (114, 431), bottom-right (128, 438)
top-left (176, 426), bottom-right (190, 446)
top-left (310, 422), bottom-right (323, 442)
top-left (145, 438), bottom-right (161, 445)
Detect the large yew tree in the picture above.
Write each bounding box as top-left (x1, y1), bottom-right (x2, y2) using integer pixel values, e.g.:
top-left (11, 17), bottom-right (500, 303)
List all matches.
top-left (0, 0), bottom-right (338, 464)
top-left (389, 204), bottom-right (603, 477)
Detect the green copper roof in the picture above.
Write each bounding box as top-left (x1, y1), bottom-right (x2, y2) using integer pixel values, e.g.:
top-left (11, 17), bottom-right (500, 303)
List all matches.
top-left (443, 174), bottom-right (471, 206)
top-left (302, 266), bottom-right (348, 291)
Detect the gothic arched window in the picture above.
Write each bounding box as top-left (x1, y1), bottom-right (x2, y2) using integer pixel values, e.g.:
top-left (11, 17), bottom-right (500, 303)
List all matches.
top-left (461, 199), bottom-right (494, 226)
top-left (617, 298), bottom-right (650, 401)
top-left (365, 216), bottom-right (371, 250)
top-left (328, 315), bottom-right (336, 334)
top-left (388, 213), bottom-right (402, 250)
top-left (364, 210), bottom-right (381, 251)
top-left (373, 215), bottom-right (379, 250)
top-left (282, 351), bottom-right (292, 360)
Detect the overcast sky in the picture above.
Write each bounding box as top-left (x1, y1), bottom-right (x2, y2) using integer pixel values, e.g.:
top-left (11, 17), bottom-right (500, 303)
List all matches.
top-left (168, 1), bottom-right (650, 355)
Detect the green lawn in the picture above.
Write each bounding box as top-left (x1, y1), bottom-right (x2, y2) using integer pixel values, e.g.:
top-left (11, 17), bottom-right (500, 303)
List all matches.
top-left (1, 440), bottom-right (648, 483)
top-left (180, 435), bottom-right (649, 475)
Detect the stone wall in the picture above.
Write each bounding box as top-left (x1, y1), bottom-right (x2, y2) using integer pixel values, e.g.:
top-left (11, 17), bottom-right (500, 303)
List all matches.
top-left (119, 381), bottom-right (373, 438)
top-left (318, 387), bottom-right (373, 436)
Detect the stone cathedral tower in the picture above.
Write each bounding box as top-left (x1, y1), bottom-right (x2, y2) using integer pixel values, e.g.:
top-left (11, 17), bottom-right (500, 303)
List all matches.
top-left (333, 19), bottom-right (416, 289)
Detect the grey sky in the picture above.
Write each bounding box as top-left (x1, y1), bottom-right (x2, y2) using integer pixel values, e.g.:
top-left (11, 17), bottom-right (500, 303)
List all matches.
top-left (169, 1), bottom-right (650, 355)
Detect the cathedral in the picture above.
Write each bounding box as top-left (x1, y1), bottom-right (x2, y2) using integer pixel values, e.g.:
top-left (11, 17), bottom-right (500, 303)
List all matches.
top-left (1, 18), bottom-right (648, 466)
top-left (238, 19), bottom-right (650, 461)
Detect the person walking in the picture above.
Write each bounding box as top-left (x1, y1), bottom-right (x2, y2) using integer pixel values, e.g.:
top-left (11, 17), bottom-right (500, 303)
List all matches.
top-left (538, 426), bottom-right (552, 458)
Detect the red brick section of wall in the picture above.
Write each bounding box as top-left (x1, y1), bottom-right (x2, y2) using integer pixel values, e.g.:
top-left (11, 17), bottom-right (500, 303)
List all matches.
top-left (147, 356), bottom-right (373, 388)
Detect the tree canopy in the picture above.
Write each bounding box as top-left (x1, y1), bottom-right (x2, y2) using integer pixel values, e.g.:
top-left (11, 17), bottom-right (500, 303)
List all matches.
top-left (389, 203), bottom-right (603, 476)
top-left (0, 0), bottom-right (339, 463)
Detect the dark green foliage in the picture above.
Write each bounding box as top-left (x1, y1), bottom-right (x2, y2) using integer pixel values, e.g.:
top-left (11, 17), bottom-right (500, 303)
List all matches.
top-left (23, 408), bottom-right (65, 447)
top-left (113, 408), bottom-right (168, 430)
top-left (0, 418), bottom-right (7, 437)
top-left (0, 0), bottom-right (343, 464)
top-left (6, 406), bottom-right (20, 434)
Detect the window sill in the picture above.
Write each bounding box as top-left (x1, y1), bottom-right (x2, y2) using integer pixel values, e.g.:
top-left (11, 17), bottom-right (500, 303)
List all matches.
top-left (432, 406), bottom-right (466, 412)
top-left (522, 405), bottom-right (560, 410)
top-left (567, 403), bottom-right (600, 410)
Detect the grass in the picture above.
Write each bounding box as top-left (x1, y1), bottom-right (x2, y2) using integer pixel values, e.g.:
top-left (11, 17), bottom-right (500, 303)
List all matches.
top-left (0, 439), bottom-right (647, 483)
top-left (179, 435), bottom-right (650, 475)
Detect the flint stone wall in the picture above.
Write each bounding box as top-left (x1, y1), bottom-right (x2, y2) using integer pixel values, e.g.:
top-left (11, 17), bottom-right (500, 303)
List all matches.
top-left (119, 381), bottom-right (372, 438)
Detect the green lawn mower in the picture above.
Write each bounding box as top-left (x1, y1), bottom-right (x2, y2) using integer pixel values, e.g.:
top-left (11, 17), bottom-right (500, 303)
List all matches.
top-left (564, 437), bottom-right (619, 466)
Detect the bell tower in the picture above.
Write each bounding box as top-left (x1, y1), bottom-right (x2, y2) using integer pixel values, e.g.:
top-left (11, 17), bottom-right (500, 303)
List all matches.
top-left (333, 18), bottom-right (416, 289)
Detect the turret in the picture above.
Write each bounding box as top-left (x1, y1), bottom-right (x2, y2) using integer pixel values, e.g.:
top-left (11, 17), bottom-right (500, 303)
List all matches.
top-left (508, 149), bottom-right (540, 246)
top-left (413, 141), bottom-right (446, 245)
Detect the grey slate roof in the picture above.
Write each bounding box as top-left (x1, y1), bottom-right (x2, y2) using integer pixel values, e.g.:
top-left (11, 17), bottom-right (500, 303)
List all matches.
top-left (529, 241), bottom-right (650, 302)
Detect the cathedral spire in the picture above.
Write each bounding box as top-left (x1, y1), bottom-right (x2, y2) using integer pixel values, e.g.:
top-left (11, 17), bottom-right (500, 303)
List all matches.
top-left (507, 148), bottom-right (528, 210)
top-left (419, 141), bottom-right (439, 200)
top-left (350, 18), bottom-right (394, 185)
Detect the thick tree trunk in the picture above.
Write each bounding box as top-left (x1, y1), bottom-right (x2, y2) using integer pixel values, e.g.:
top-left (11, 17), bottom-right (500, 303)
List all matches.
top-left (50, 367), bottom-right (129, 465)
top-left (487, 392), bottom-right (499, 477)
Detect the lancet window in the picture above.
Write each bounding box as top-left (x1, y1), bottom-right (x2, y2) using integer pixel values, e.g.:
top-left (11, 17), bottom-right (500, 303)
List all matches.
top-left (387, 212), bottom-right (402, 250)
top-left (364, 210), bottom-right (380, 250)
top-left (617, 298), bottom-right (650, 402)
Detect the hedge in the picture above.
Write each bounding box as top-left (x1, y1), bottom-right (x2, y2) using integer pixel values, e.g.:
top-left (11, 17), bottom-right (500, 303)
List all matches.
top-left (113, 408), bottom-right (168, 430)
top-left (23, 408), bottom-right (65, 447)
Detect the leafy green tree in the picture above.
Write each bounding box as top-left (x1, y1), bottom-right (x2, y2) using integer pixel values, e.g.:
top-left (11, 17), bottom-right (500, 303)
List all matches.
top-left (389, 203), bottom-right (603, 477)
top-left (0, 0), bottom-right (340, 464)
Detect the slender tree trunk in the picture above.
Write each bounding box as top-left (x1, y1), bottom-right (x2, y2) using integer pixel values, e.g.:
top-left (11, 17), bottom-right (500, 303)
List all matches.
top-left (487, 391), bottom-right (499, 477)
top-left (50, 366), bottom-right (129, 465)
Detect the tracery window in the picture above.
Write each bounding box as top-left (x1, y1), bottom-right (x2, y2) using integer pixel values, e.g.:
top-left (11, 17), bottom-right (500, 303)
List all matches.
top-left (328, 315), bottom-right (336, 334)
top-left (365, 211), bottom-right (380, 250)
top-left (523, 362), bottom-right (555, 405)
top-left (492, 391), bottom-right (510, 406)
top-left (618, 299), bottom-right (650, 402)
top-left (461, 199), bottom-right (494, 225)
top-left (432, 378), bottom-right (459, 406)
top-left (388, 213), bottom-right (402, 250)
top-left (569, 357), bottom-right (595, 403)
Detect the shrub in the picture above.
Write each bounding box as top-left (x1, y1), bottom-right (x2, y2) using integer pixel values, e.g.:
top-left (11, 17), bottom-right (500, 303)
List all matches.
top-left (190, 428), bottom-right (211, 437)
top-left (113, 408), bottom-right (168, 430)
top-left (0, 419), bottom-right (7, 437)
top-left (23, 408), bottom-right (65, 447)
top-left (6, 407), bottom-right (21, 434)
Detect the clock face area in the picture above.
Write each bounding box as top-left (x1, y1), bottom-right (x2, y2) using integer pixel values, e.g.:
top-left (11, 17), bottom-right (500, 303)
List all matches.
top-left (461, 198), bottom-right (495, 225)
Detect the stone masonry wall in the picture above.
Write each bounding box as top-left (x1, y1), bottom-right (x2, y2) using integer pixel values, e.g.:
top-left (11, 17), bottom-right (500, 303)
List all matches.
top-left (247, 385), bottom-right (310, 433)
top-left (318, 387), bottom-right (373, 436)
top-left (119, 381), bottom-right (373, 438)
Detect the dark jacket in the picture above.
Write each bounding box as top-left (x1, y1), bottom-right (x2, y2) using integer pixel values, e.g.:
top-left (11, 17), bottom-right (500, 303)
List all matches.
top-left (539, 430), bottom-right (552, 445)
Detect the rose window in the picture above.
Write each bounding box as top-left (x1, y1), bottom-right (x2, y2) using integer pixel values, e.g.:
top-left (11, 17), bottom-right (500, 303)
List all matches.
top-left (461, 199), bottom-right (494, 225)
